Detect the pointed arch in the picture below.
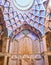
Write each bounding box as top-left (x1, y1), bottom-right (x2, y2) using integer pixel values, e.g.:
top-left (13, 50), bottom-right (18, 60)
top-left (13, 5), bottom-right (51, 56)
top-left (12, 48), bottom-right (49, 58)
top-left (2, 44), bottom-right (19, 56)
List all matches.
top-left (10, 24), bottom-right (42, 40)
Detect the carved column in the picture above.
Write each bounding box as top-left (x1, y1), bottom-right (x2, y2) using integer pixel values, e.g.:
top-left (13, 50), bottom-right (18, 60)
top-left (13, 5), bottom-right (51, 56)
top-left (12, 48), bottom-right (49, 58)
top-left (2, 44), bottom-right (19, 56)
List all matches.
top-left (43, 36), bottom-right (47, 52)
top-left (4, 38), bottom-right (10, 65)
top-left (4, 56), bottom-right (8, 65)
top-left (43, 35), bottom-right (49, 65)
top-left (6, 38), bottom-right (10, 53)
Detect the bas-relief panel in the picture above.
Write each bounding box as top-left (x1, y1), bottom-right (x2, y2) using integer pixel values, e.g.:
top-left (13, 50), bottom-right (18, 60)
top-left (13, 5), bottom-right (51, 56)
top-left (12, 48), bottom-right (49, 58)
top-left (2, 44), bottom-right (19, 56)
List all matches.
top-left (8, 57), bottom-right (32, 65)
top-left (8, 58), bottom-right (17, 65)
top-left (8, 56), bottom-right (44, 65)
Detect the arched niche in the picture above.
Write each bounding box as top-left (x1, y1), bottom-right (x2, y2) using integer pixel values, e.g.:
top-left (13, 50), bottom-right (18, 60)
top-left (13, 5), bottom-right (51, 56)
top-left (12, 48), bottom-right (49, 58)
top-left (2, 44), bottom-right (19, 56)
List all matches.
top-left (8, 33), bottom-right (44, 65)
top-left (9, 24), bottom-right (42, 54)
top-left (8, 24), bottom-right (44, 65)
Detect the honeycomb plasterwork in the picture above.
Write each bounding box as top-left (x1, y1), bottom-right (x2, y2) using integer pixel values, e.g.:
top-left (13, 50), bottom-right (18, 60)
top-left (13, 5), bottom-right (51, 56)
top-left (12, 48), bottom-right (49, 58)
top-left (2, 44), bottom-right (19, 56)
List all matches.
top-left (0, 0), bottom-right (48, 37)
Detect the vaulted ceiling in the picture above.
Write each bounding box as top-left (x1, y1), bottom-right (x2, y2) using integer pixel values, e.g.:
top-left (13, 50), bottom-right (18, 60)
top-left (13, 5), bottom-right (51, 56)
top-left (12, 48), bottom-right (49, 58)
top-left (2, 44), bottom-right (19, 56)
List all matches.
top-left (0, 0), bottom-right (48, 37)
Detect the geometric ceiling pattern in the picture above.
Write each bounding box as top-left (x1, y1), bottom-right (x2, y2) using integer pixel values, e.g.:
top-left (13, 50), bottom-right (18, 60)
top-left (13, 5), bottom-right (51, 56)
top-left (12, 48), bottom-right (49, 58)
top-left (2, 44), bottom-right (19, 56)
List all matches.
top-left (0, 0), bottom-right (48, 37)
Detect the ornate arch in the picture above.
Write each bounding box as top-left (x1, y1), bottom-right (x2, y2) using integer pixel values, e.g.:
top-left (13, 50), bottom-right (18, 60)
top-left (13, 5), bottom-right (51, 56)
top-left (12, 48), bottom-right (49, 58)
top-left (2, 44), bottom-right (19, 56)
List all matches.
top-left (10, 23), bottom-right (42, 40)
